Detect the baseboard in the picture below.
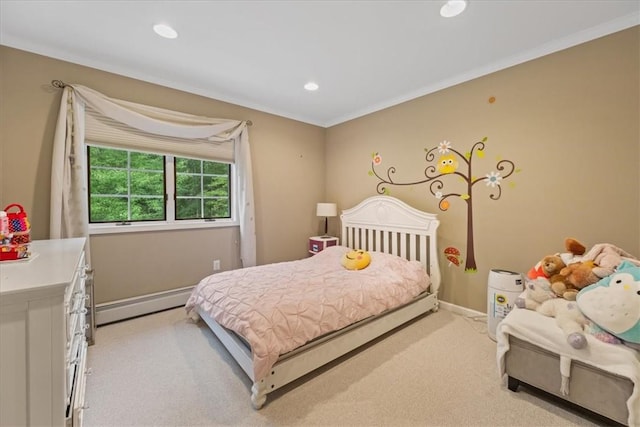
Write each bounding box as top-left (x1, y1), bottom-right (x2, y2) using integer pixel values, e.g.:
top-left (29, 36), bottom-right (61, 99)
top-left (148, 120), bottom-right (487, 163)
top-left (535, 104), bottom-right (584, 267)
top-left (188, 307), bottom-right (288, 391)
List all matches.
top-left (439, 300), bottom-right (486, 319)
top-left (96, 286), bottom-right (194, 325)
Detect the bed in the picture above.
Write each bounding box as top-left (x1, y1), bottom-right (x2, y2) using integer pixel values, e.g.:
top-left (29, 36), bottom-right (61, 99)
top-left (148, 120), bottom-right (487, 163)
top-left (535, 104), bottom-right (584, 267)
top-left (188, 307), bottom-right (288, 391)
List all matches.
top-left (496, 294), bottom-right (640, 426)
top-left (185, 195), bottom-right (441, 409)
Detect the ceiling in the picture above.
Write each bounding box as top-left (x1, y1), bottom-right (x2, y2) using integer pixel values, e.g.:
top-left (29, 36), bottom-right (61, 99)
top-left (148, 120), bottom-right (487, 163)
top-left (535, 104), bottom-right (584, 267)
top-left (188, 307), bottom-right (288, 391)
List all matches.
top-left (1, 1), bottom-right (638, 127)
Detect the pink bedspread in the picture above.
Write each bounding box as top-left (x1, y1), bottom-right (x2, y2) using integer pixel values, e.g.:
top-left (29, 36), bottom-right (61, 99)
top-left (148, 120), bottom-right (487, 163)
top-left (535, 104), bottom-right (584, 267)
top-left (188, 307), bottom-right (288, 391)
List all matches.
top-left (185, 245), bottom-right (431, 382)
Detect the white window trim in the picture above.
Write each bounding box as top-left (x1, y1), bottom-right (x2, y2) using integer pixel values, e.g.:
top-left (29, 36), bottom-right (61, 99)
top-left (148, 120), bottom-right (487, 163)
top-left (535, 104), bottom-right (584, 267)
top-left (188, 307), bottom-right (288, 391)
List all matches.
top-left (88, 218), bottom-right (239, 235)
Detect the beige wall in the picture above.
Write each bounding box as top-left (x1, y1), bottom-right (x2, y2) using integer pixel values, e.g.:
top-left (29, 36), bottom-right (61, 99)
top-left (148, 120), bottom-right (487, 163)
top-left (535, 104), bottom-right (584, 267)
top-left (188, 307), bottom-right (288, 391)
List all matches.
top-left (1, 27), bottom-right (638, 312)
top-left (326, 27), bottom-right (640, 312)
top-left (0, 46), bottom-right (326, 304)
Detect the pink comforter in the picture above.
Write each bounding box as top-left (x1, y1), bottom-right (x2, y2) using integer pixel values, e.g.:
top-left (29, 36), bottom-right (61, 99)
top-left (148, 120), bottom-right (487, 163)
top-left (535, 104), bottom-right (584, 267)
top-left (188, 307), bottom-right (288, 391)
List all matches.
top-left (185, 245), bottom-right (431, 382)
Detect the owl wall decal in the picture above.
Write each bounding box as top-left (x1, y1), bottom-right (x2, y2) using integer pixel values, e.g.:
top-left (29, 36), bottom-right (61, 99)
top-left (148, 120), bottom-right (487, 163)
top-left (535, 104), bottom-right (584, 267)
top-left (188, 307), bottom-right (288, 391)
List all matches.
top-left (437, 154), bottom-right (459, 174)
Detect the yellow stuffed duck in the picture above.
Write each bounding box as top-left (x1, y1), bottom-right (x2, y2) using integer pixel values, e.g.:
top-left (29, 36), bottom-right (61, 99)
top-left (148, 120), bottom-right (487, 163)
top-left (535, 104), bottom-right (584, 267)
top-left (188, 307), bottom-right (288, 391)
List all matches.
top-left (341, 249), bottom-right (371, 270)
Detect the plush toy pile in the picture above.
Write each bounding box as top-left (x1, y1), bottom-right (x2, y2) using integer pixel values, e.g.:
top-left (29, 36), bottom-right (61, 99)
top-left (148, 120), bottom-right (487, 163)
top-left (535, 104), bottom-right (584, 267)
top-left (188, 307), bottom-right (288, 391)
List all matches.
top-left (520, 238), bottom-right (640, 350)
top-left (526, 238), bottom-right (600, 300)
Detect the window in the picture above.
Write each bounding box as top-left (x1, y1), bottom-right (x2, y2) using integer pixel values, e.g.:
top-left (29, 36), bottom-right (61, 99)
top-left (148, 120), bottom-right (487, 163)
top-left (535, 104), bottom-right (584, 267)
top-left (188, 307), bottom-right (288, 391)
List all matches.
top-left (87, 145), bottom-right (232, 225)
top-left (175, 158), bottom-right (231, 219)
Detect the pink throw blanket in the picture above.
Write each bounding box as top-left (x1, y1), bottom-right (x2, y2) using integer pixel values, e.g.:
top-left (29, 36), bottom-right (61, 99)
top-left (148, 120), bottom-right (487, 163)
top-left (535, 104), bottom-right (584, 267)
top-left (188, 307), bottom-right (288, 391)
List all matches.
top-left (185, 246), bottom-right (431, 382)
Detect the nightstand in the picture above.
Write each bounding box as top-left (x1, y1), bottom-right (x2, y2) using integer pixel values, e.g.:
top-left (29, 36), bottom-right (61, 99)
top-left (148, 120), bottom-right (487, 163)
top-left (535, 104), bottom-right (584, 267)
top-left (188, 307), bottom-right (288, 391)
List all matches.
top-left (309, 236), bottom-right (339, 255)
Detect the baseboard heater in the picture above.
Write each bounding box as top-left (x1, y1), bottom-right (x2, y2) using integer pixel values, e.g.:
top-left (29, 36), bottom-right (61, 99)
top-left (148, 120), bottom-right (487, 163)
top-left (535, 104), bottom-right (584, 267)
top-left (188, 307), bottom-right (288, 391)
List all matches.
top-left (96, 285), bottom-right (194, 325)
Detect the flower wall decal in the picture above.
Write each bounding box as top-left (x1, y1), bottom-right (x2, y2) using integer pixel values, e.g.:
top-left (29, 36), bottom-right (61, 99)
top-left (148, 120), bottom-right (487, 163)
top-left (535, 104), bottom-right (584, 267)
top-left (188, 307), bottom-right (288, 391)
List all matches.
top-left (485, 171), bottom-right (502, 187)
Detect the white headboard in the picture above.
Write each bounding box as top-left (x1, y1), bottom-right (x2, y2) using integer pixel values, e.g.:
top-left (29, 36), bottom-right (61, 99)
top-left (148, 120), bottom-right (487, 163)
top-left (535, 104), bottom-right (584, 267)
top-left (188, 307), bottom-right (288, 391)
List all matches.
top-left (340, 195), bottom-right (441, 295)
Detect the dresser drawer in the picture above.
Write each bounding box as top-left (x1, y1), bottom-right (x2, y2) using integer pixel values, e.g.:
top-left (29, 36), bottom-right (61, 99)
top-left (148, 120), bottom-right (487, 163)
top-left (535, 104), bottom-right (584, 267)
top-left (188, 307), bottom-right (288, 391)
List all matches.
top-left (65, 253), bottom-right (87, 343)
top-left (66, 329), bottom-right (84, 404)
top-left (66, 341), bottom-right (88, 426)
top-left (66, 291), bottom-right (86, 343)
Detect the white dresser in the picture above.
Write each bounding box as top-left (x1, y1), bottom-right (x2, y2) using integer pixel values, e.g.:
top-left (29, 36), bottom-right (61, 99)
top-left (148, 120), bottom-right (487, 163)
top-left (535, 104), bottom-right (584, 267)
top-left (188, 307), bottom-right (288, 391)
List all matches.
top-left (0, 238), bottom-right (90, 426)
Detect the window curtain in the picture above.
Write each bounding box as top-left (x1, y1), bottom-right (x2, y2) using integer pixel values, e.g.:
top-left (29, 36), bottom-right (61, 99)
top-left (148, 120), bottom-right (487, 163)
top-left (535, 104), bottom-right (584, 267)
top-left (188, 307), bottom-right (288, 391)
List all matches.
top-left (50, 84), bottom-right (257, 267)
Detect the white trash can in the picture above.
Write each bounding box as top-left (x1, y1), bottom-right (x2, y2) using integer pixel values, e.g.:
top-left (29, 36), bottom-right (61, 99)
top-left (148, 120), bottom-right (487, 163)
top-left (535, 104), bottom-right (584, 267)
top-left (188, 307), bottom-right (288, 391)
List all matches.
top-left (487, 269), bottom-right (524, 341)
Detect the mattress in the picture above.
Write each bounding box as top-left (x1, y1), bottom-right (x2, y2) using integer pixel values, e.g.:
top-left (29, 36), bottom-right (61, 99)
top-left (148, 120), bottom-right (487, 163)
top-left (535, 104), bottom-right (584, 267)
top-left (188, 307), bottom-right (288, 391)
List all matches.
top-left (496, 306), bottom-right (640, 426)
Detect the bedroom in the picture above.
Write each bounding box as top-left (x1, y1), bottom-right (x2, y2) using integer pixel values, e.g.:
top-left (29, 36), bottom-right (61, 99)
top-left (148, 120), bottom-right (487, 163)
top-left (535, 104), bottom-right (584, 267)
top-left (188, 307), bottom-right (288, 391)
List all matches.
top-left (0, 1), bottom-right (639, 425)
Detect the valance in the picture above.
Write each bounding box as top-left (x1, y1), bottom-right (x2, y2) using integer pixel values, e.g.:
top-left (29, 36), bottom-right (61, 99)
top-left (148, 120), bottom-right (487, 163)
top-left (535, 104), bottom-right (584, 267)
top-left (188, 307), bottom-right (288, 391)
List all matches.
top-left (73, 85), bottom-right (246, 162)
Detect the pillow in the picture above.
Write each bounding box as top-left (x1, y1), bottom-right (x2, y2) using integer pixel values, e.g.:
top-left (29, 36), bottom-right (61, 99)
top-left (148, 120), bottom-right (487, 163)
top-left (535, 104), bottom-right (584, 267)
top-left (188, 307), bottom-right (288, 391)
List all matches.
top-left (576, 260), bottom-right (640, 344)
top-left (341, 249), bottom-right (371, 270)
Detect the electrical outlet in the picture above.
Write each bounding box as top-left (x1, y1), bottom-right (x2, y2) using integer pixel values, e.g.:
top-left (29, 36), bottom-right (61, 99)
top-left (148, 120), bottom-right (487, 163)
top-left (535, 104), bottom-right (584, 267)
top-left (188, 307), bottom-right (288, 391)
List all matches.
top-left (213, 259), bottom-right (221, 271)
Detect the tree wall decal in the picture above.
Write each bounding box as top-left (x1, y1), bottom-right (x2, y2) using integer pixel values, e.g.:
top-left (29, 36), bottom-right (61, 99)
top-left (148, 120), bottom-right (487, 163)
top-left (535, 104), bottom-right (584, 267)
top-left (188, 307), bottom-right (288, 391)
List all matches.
top-left (369, 137), bottom-right (520, 272)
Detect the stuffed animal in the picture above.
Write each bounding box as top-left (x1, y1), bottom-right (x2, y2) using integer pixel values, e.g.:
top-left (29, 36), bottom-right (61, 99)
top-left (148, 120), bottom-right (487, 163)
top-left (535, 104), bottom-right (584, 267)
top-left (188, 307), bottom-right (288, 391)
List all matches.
top-left (552, 261), bottom-right (600, 299)
top-left (527, 237), bottom-right (587, 281)
top-left (515, 277), bottom-right (556, 310)
top-left (581, 243), bottom-right (640, 278)
top-left (515, 277), bottom-right (589, 349)
top-left (557, 237), bottom-right (589, 266)
top-left (341, 249), bottom-right (371, 270)
top-left (527, 254), bottom-right (566, 281)
top-left (527, 255), bottom-right (578, 299)
top-left (528, 238), bottom-right (596, 301)
top-left (564, 237), bottom-right (586, 257)
top-left (577, 261), bottom-right (640, 346)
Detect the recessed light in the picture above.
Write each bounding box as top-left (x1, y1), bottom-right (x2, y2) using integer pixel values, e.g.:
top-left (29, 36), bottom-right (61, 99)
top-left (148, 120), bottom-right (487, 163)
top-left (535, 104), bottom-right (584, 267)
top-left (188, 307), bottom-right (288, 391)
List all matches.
top-left (440, 0), bottom-right (467, 18)
top-left (304, 82), bottom-right (319, 91)
top-left (153, 23), bottom-right (178, 39)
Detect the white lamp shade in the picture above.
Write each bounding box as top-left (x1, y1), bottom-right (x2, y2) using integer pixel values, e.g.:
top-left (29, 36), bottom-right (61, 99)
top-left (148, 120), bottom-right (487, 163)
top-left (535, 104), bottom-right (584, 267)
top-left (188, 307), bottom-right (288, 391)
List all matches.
top-left (316, 203), bottom-right (337, 217)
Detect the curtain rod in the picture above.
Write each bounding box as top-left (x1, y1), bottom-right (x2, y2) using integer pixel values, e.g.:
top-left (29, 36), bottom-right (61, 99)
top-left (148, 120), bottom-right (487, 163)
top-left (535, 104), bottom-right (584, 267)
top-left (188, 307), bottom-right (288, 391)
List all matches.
top-left (50, 79), bottom-right (252, 126)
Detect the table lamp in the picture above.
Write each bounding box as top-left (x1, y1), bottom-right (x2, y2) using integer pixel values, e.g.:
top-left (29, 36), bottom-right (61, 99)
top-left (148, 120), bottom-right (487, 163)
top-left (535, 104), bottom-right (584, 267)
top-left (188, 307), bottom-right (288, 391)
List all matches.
top-left (316, 203), bottom-right (337, 237)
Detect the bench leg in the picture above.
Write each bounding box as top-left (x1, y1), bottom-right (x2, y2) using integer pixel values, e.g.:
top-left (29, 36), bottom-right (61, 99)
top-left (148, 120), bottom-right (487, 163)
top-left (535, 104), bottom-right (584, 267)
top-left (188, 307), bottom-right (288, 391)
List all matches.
top-left (507, 376), bottom-right (520, 392)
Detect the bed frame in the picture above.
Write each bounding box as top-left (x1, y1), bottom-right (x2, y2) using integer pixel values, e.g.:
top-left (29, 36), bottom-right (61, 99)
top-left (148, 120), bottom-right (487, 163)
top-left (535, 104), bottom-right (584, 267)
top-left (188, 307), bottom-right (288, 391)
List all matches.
top-left (196, 195), bottom-right (441, 409)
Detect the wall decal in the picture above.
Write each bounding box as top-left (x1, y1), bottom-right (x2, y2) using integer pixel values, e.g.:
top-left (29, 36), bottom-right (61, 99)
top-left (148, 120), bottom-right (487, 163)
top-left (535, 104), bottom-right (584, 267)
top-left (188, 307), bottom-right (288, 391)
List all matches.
top-left (369, 137), bottom-right (520, 272)
top-left (444, 247), bottom-right (462, 267)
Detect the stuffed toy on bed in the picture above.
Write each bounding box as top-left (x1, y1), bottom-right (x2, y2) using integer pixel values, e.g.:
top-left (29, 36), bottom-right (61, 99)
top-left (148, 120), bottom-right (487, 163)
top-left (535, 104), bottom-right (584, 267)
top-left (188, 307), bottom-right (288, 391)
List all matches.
top-left (341, 249), bottom-right (371, 270)
top-left (576, 260), bottom-right (640, 347)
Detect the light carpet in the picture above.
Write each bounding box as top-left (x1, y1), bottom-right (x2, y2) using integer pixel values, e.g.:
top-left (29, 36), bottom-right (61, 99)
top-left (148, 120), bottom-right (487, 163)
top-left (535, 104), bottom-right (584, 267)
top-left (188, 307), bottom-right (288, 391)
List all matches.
top-left (84, 307), bottom-right (607, 426)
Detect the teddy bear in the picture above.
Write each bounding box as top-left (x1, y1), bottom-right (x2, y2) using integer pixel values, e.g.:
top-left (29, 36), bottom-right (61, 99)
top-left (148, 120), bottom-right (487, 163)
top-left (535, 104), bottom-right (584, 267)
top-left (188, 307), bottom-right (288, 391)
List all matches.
top-left (550, 260), bottom-right (600, 300)
top-left (527, 237), bottom-right (588, 281)
top-left (515, 277), bottom-right (590, 349)
top-left (528, 237), bottom-right (595, 301)
top-left (527, 254), bottom-right (579, 299)
top-left (527, 254), bottom-right (566, 282)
